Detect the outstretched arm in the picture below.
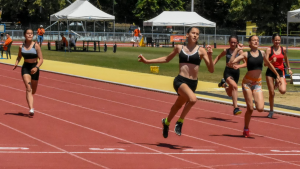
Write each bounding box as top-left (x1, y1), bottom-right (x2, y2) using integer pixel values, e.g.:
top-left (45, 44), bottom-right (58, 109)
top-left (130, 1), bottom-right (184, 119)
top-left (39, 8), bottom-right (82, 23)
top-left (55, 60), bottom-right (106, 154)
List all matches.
top-left (138, 45), bottom-right (180, 64)
top-left (200, 45), bottom-right (214, 73)
top-left (213, 49), bottom-right (226, 65)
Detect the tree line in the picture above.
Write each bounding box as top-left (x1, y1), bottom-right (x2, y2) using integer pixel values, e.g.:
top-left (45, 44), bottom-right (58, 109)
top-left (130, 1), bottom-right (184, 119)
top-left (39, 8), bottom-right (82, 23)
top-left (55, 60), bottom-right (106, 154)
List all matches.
top-left (0, 0), bottom-right (299, 35)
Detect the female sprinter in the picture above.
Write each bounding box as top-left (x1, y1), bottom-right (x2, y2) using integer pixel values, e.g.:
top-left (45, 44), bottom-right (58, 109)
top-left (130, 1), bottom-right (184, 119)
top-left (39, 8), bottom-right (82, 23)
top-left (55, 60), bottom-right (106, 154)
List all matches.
top-left (265, 34), bottom-right (293, 118)
top-left (13, 28), bottom-right (44, 116)
top-left (214, 35), bottom-right (246, 115)
top-left (229, 35), bottom-right (280, 137)
top-left (138, 27), bottom-right (214, 138)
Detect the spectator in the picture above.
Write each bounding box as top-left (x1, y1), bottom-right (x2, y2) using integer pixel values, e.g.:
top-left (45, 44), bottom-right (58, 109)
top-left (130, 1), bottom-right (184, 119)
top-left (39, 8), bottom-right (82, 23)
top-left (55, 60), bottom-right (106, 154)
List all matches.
top-left (0, 33), bottom-right (4, 42)
top-left (37, 25), bottom-right (45, 47)
top-left (69, 34), bottom-right (76, 50)
top-left (132, 27), bottom-right (142, 47)
top-left (3, 33), bottom-right (12, 51)
top-left (60, 33), bottom-right (68, 49)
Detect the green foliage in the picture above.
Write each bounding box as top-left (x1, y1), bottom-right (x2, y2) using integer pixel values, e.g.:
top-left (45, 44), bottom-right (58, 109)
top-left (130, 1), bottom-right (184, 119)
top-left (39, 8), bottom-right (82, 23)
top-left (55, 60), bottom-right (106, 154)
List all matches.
top-left (222, 0), bottom-right (299, 34)
top-left (134, 0), bottom-right (185, 20)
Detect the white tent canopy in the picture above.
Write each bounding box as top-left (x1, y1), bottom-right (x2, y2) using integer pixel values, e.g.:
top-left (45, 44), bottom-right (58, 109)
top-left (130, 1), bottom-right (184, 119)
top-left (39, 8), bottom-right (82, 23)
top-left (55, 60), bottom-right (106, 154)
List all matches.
top-left (143, 11), bottom-right (216, 27)
top-left (143, 11), bottom-right (217, 46)
top-left (287, 9), bottom-right (300, 23)
top-left (50, 0), bottom-right (115, 21)
top-left (286, 9), bottom-right (300, 49)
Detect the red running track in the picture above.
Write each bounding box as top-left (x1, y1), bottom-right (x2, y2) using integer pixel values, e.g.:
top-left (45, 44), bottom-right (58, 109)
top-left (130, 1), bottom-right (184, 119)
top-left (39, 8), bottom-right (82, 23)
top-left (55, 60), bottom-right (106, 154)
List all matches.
top-left (0, 63), bottom-right (300, 169)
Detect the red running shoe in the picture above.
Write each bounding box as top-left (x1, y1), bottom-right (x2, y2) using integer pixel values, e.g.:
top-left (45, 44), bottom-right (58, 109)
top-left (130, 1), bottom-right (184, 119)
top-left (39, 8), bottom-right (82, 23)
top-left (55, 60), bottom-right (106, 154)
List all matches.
top-left (243, 129), bottom-right (250, 138)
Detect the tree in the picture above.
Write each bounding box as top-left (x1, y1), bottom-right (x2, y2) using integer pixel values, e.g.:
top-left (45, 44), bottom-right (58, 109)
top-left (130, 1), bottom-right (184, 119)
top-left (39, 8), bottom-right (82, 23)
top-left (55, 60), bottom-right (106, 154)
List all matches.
top-left (134, 0), bottom-right (185, 20)
top-left (0, 0), bottom-right (75, 25)
top-left (222, 0), bottom-right (299, 35)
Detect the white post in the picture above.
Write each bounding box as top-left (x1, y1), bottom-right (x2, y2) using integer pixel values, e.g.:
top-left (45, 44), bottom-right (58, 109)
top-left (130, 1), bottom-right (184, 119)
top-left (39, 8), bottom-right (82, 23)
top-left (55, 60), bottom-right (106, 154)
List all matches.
top-left (287, 22), bottom-right (289, 52)
top-left (214, 26), bottom-right (216, 48)
top-left (184, 25), bottom-right (185, 34)
top-left (204, 27), bottom-right (206, 42)
top-left (67, 20), bottom-right (70, 51)
top-left (152, 26), bottom-right (153, 39)
top-left (58, 21), bottom-right (60, 41)
top-left (191, 0), bottom-right (194, 12)
top-left (104, 21), bottom-right (106, 32)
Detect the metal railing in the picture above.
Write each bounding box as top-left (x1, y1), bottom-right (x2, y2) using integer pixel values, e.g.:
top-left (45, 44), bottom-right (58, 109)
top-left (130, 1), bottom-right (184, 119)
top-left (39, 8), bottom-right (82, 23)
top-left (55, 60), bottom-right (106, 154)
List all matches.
top-left (5, 30), bottom-right (300, 47)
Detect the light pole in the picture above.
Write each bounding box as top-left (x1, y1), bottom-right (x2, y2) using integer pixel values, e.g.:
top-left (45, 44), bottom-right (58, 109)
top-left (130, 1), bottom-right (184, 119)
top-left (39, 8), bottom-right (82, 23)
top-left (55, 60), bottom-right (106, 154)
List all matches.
top-left (191, 0), bottom-right (194, 12)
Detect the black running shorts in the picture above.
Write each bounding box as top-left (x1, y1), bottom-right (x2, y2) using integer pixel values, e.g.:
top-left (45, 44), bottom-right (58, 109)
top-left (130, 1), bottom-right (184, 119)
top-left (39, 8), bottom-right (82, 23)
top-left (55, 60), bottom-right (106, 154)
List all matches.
top-left (173, 75), bottom-right (198, 95)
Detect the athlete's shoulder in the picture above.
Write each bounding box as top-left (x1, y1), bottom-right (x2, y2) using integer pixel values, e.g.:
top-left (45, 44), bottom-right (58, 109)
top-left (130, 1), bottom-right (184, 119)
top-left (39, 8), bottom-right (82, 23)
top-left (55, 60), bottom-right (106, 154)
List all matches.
top-left (260, 50), bottom-right (266, 55)
top-left (282, 46), bottom-right (287, 51)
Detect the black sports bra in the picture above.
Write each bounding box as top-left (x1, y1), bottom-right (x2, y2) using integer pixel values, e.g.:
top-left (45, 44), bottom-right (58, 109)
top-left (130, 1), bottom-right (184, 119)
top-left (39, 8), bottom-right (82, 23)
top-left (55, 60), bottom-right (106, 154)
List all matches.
top-left (179, 46), bottom-right (201, 65)
top-left (21, 43), bottom-right (38, 59)
top-left (247, 50), bottom-right (263, 71)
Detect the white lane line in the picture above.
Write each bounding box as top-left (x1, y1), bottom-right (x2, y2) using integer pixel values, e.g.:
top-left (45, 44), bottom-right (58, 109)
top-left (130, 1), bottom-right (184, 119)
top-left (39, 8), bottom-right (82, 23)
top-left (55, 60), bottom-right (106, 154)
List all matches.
top-left (0, 151), bottom-right (299, 156)
top-left (0, 90), bottom-right (299, 167)
top-left (1, 75), bottom-right (300, 148)
top-left (89, 148), bottom-right (126, 151)
top-left (0, 147), bottom-right (29, 150)
top-left (209, 160), bottom-right (300, 168)
top-left (2, 80), bottom-right (299, 149)
top-left (0, 99), bottom-right (212, 169)
top-left (0, 70), bottom-right (299, 130)
top-left (0, 123), bottom-right (109, 169)
top-left (271, 150), bottom-right (300, 153)
top-left (183, 149), bottom-right (215, 152)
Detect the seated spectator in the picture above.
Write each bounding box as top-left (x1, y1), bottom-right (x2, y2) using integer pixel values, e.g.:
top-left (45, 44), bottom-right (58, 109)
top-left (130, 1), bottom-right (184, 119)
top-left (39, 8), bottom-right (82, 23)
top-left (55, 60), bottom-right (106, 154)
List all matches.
top-left (69, 34), bottom-right (76, 50)
top-left (0, 33), bottom-right (4, 42)
top-left (3, 33), bottom-right (12, 51)
top-left (60, 33), bottom-right (68, 49)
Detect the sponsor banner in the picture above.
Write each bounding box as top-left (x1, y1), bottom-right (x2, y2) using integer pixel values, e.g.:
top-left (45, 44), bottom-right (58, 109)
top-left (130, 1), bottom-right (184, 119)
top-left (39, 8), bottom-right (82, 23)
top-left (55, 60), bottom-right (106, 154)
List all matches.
top-left (170, 35), bottom-right (186, 42)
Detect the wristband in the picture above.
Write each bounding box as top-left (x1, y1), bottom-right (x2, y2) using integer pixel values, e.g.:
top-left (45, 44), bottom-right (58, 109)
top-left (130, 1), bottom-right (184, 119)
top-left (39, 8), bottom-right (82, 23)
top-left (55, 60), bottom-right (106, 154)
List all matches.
top-left (288, 68), bottom-right (291, 70)
top-left (35, 66), bottom-right (39, 69)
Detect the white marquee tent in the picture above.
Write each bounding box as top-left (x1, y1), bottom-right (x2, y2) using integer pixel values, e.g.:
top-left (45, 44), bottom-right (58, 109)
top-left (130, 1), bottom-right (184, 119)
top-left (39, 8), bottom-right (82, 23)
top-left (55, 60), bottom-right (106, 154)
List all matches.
top-left (143, 11), bottom-right (217, 45)
top-left (49, 0), bottom-right (115, 39)
top-left (287, 9), bottom-right (300, 48)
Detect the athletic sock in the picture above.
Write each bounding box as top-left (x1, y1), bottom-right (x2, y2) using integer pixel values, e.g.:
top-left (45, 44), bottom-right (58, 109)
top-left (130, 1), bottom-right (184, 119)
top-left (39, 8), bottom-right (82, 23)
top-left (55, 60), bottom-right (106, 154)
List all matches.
top-left (244, 128), bottom-right (249, 131)
top-left (177, 118), bottom-right (184, 123)
top-left (165, 118), bottom-right (170, 126)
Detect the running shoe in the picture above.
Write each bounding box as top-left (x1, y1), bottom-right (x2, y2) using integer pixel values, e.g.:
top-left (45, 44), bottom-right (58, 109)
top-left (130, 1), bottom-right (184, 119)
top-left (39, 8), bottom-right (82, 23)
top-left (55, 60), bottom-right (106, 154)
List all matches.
top-left (233, 108), bottom-right (242, 115)
top-left (218, 78), bottom-right (226, 88)
top-left (29, 109), bottom-right (34, 117)
top-left (162, 118), bottom-right (169, 138)
top-left (243, 129), bottom-right (250, 138)
top-left (174, 121), bottom-right (183, 136)
top-left (267, 111), bottom-right (274, 118)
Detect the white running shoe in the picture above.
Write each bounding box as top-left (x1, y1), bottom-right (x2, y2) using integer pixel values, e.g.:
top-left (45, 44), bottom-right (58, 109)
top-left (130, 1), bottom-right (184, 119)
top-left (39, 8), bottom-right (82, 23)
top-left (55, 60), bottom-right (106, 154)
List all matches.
top-left (29, 109), bottom-right (34, 116)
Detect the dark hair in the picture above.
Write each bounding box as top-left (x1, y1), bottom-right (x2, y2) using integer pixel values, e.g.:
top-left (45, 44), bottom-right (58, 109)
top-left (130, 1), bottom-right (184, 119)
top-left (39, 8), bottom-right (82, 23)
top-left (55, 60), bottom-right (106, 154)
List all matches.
top-left (228, 35), bottom-right (239, 43)
top-left (6, 33), bottom-right (10, 35)
top-left (187, 27), bottom-right (199, 34)
top-left (272, 33), bottom-right (281, 40)
top-left (23, 28), bottom-right (33, 43)
top-left (248, 35), bottom-right (257, 42)
top-left (23, 28), bottom-right (33, 36)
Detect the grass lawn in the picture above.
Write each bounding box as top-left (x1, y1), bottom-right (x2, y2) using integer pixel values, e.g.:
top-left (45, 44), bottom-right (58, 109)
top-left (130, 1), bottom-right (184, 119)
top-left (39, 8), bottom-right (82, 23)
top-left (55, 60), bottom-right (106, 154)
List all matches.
top-left (8, 45), bottom-right (300, 94)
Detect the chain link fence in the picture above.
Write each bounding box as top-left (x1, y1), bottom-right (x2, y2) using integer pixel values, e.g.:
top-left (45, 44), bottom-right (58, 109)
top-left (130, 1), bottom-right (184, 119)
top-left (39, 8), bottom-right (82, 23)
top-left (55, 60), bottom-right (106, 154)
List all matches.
top-left (5, 30), bottom-right (300, 47)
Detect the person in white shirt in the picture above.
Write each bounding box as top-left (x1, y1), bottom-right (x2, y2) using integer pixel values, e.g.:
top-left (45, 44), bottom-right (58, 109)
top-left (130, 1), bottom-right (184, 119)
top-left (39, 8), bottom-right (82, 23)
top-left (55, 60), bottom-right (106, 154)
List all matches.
top-left (69, 34), bottom-right (76, 50)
